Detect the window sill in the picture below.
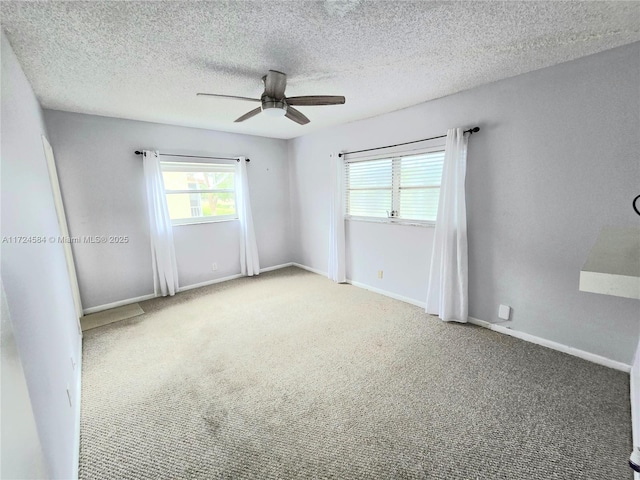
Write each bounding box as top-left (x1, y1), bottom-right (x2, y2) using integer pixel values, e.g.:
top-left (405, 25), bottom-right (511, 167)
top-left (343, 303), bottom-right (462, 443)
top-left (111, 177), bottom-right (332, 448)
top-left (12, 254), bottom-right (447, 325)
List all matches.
top-left (171, 217), bottom-right (238, 227)
top-left (345, 216), bottom-right (435, 228)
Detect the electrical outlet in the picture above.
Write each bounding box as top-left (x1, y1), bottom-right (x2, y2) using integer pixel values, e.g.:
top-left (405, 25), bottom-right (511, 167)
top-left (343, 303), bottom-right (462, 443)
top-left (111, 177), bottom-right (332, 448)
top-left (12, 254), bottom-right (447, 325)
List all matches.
top-left (212, 262), bottom-right (218, 271)
top-left (377, 270), bottom-right (383, 279)
top-left (498, 304), bottom-right (511, 321)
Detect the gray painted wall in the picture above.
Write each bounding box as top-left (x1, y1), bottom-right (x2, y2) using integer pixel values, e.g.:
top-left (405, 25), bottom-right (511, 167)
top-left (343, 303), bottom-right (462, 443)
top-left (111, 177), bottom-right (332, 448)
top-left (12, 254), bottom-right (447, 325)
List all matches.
top-left (289, 42), bottom-right (640, 364)
top-left (1, 31), bottom-right (81, 479)
top-left (1, 281), bottom-right (47, 479)
top-left (43, 110), bottom-right (291, 309)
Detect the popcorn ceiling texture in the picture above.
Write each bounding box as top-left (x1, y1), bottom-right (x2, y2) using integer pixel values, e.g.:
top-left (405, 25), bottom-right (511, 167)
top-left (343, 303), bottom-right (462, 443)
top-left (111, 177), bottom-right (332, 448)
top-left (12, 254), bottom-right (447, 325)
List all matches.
top-left (1, 1), bottom-right (639, 139)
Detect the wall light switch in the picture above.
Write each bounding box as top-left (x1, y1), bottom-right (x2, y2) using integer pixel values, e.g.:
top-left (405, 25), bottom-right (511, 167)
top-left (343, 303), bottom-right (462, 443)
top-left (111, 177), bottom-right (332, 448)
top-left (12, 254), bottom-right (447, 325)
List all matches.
top-left (498, 304), bottom-right (511, 321)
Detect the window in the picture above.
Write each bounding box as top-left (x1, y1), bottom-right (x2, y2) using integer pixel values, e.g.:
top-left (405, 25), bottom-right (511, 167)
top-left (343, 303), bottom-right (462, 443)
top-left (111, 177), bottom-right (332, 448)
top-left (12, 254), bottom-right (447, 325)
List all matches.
top-left (161, 162), bottom-right (237, 225)
top-left (344, 149), bottom-right (445, 224)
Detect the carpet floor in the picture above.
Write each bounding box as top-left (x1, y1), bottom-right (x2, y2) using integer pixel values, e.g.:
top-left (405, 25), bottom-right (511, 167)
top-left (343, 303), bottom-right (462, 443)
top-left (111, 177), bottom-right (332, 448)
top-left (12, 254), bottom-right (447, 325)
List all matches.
top-left (79, 267), bottom-right (632, 479)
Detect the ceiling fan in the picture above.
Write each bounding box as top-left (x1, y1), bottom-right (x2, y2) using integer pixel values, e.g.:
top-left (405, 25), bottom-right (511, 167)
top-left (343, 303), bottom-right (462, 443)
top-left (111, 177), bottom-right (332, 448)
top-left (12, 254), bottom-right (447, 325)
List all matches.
top-left (197, 70), bottom-right (345, 125)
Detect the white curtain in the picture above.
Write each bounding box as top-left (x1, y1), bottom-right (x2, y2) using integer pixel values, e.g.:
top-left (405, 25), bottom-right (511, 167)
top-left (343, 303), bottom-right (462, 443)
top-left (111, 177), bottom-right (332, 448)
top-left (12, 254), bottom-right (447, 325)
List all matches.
top-left (425, 128), bottom-right (469, 322)
top-left (142, 150), bottom-right (179, 296)
top-left (328, 152), bottom-right (346, 283)
top-left (236, 157), bottom-right (260, 276)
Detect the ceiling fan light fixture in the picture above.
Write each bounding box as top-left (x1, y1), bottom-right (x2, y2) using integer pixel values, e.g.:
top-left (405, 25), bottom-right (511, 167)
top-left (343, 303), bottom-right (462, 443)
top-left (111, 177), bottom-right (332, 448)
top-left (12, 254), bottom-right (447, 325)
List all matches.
top-left (261, 100), bottom-right (287, 117)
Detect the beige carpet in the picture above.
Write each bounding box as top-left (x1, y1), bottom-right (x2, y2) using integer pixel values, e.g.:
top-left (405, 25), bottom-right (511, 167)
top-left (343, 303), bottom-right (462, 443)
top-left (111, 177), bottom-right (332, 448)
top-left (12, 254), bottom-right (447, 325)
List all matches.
top-left (79, 267), bottom-right (632, 479)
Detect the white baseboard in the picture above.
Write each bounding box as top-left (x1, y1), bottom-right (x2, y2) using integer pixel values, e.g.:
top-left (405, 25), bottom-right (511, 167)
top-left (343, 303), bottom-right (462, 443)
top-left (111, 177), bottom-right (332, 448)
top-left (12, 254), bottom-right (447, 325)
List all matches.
top-left (292, 262), bottom-right (327, 276)
top-left (177, 273), bottom-right (244, 293)
top-left (468, 317), bottom-right (631, 373)
top-left (291, 264), bottom-right (424, 307)
top-left (346, 280), bottom-right (427, 309)
top-left (84, 263), bottom-right (295, 314)
top-left (292, 264), bottom-right (424, 310)
top-left (260, 262), bottom-right (293, 273)
top-left (83, 293), bottom-right (156, 315)
top-left (179, 263), bottom-right (293, 292)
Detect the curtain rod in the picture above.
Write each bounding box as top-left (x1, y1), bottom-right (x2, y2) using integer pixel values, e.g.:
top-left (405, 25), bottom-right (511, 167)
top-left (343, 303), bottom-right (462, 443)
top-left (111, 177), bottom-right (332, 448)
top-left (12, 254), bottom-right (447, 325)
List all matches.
top-left (338, 127), bottom-right (480, 158)
top-left (134, 151), bottom-right (250, 162)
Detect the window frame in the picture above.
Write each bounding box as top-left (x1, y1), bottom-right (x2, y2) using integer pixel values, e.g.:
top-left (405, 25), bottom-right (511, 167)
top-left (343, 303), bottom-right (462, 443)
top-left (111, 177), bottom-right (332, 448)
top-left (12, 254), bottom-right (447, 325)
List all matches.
top-left (344, 144), bottom-right (445, 227)
top-left (160, 160), bottom-right (239, 226)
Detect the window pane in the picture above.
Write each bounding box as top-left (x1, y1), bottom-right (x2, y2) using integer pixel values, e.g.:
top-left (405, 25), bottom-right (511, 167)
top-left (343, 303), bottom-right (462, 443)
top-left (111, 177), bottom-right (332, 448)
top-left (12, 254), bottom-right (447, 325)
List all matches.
top-left (400, 152), bottom-right (444, 187)
top-left (399, 188), bottom-right (439, 221)
top-left (162, 171), bottom-right (235, 191)
top-left (344, 151), bottom-right (444, 222)
top-left (348, 159), bottom-right (392, 189)
top-left (166, 192), bottom-right (236, 220)
top-left (348, 190), bottom-right (392, 218)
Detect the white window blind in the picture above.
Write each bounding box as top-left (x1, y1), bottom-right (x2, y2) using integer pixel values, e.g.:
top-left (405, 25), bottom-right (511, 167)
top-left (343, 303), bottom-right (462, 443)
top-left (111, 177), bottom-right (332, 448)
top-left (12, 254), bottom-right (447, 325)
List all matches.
top-left (345, 150), bottom-right (445, 224)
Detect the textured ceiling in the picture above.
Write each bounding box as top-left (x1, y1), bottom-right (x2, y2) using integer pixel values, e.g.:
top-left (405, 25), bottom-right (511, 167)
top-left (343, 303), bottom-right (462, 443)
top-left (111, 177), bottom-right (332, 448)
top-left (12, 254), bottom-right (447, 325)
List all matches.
top-left (1, 1), bottom-right (639, 139)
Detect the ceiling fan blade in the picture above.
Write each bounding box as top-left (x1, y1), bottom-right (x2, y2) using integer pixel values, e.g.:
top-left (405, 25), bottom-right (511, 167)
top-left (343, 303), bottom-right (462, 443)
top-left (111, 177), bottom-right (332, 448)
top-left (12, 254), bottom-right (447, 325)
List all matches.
top-left (264, 70), bottom-right (287, 99)
top-left (285, 95), bottom-right (346, 106)
top-left (197, 93), bottom-right (260, 102)
top-left (285, 106), bottom-right (310, 125)
top-left (234, 107), bottom-right (262, 123)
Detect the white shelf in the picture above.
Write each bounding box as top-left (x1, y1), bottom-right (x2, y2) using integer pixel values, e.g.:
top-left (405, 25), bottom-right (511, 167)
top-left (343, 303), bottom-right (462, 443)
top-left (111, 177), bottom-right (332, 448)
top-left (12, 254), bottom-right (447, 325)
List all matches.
top-left (579, 226), bottom-right (640, 300)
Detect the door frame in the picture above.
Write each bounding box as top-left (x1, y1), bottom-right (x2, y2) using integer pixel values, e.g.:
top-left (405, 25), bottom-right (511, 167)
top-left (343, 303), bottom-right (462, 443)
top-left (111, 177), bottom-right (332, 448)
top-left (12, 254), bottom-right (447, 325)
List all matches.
top-left (41, 135), bottom-right (83, 331)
